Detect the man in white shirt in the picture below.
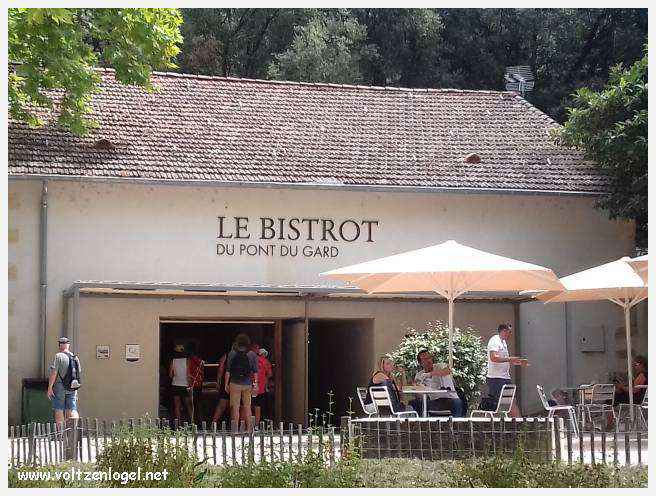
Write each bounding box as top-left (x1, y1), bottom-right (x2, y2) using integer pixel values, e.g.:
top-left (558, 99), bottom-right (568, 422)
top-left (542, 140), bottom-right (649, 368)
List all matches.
top-left (412, 350), bottom-right (464, 416)
top-left (486, 323), bottom-right (528, 417)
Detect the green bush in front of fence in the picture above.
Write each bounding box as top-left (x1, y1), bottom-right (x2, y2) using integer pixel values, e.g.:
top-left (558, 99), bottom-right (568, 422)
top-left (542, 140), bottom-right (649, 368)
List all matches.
top-left (8, 457), bottom-right (647, 488)
top-left (446, 447), bottom-right (648, 488)
top-left (206, 448), bottom-right (361, 488)
top-left (387, 320), bottom-right (487, 406)
top-left (95, 422), bottom-right (206, 488)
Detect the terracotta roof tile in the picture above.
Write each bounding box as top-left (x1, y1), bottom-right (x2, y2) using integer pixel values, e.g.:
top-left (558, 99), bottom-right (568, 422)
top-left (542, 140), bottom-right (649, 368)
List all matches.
top-left (8, 69), bottom-right (607, 193)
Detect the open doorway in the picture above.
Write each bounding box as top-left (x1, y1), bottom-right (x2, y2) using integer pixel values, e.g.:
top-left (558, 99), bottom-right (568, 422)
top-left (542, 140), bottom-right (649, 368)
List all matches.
top-left (159, 321), bottom-right (275, 424)
top-left (307, 319), bottom-right (374, 425)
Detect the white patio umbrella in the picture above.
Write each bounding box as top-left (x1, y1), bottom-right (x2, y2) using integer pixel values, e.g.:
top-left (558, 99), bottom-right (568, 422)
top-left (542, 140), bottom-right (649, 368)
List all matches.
top-left (530, 257), bottom-right (648, 420)
top-left (627, 254), bottom-right (648, 284)
top-left (320, 240), bottom-right (564, 367)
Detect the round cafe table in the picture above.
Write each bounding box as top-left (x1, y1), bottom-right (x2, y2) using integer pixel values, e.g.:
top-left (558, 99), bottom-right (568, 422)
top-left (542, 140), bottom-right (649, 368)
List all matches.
top-left (401, 386), bottom-right (452, 417)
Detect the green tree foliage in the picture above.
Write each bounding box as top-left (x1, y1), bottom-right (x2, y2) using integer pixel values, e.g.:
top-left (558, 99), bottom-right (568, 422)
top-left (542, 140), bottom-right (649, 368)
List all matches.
top-left (387, 321), bottom-right (487, 405)
top-left (350, 9), bottom-right (443, 87)
top-left (557, 54), bottom-right (648, 249)
top-left (267, 10), bottom-right (376, 84)
top-left (9, 8), bottom-right (183, 135)
top-left (178, 9), bottom-right (313, 78)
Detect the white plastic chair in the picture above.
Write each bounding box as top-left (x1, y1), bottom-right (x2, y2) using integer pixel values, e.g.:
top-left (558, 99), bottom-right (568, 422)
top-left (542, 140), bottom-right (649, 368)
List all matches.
top-left (617, 387), bottom-right (648, 430)
top-left (583, 383), bottom-right (616, 430)
top-left (640, 388), bottom-right (648, 429)
top-left (369, 386), bottom-right (418, 418)
top-left (470, 384), bottom-right (516, 419)
top-left (576, 384), bottom-right (594, 428)
top-left (536, 384), bottom-right (579, 436)
top-left (356, 387), bottom-right (378, 417)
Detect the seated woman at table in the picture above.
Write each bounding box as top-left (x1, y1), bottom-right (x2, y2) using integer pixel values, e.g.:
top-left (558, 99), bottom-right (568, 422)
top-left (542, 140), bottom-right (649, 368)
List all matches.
top-left (367, 356), bottom-right (415, 414)
top-left (614, 355), bottom-right (648, 404)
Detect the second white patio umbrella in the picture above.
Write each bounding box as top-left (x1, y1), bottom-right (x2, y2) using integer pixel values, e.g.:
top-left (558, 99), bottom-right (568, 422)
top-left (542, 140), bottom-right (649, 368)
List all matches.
top-left (628, 254), bottom-right (648, 284)
top-left (530, 257), bottom-right (648, 420)
top-left (321, 240), bottom-right (564, 367)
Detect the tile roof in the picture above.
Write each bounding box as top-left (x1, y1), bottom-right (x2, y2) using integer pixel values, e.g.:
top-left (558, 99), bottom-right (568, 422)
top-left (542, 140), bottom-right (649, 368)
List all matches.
top-left (8, 69), bottom-right (607, 193)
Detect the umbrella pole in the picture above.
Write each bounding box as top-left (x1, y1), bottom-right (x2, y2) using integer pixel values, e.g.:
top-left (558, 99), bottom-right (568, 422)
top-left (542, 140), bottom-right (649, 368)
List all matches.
top-left (624, 305), bottom-right (634, 423)
top-left (448, 296), bottom-right (454, 369)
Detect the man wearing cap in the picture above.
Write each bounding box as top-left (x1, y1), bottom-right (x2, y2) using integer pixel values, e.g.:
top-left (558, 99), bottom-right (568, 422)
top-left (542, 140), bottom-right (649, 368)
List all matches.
top-left (47, 337), bottom-right (80, 427)
top-left (486, 323), bottom-right (528, 417)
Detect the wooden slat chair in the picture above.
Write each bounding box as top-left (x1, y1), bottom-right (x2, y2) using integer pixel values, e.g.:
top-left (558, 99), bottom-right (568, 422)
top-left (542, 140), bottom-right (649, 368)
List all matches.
top-left (369, 386), bottom-right (418, 418)
top-left (536, 384), bottom-right (579, 436)
top-left (583, 383), bottom-right (616, 430)
top-left (470, 384), bottom-right (516, 419)
top-left (356, 387), bottom-right (378, 418)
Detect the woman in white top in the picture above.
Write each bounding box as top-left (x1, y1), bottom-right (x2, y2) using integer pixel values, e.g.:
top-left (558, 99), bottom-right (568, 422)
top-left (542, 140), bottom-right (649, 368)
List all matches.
top-left (169, 343), bottom-right (194, 424)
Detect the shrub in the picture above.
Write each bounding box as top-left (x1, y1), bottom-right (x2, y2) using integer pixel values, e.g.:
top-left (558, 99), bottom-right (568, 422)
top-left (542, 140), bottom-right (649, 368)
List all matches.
top-left (95, 422), bottom-right (205, 487)
top-left (207, 449), bottom-right (362, 488)
top-left (357, 458), bottom-right (451, 487)
top-left (387, 320), bottom-right (487, 405)
top-left (447, 448), bottom-right (648, 488)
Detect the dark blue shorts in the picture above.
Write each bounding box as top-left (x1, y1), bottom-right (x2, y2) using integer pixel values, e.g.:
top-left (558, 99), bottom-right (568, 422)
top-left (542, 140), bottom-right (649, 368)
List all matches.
top-left (487, 377), bottom-right (512, 404)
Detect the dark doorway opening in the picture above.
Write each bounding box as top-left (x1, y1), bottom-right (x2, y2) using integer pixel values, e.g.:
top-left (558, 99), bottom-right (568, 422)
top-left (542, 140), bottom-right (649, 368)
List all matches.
top-left (159, 321), bottom-right (275, 424)
top-left (307, 319), bottom-right (374, 425)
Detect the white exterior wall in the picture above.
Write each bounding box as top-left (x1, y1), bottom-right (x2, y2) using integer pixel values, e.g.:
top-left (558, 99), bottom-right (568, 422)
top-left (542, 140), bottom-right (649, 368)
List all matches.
top-left (8, 181), bottom-right (42, 423)
top-left (7, 178), bottom-right (638, 422)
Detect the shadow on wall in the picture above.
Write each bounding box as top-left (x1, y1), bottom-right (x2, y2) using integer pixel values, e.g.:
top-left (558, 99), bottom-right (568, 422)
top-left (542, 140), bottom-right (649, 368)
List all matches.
top-left (308, 319), bottom-right (374, 423)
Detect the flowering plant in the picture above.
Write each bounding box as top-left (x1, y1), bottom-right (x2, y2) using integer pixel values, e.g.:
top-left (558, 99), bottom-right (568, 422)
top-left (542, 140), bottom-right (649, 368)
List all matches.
top-left (387, 320), bottom-right (487, 405)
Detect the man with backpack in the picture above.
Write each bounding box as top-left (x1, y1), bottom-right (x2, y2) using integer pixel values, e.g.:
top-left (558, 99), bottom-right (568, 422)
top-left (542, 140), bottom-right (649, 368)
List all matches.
top-left (46, 337), bottom-right (82, 427)
top-left (224, 333), bottom-right (258, 432)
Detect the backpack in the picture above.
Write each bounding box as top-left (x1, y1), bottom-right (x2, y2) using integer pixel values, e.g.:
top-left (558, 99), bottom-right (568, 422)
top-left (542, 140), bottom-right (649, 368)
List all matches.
top-left (188, 356), bottom-right (204, 389)
top-left (228, 350), bottom-right (251, 382)
top-left (59, 352), bottom-right (82, 391)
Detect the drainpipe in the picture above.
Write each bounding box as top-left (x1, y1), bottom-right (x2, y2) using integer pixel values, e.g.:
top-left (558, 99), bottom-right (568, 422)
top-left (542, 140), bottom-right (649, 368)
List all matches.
top-left (39, 181), bottom-right (48, 377)
top-left (564, 303), bottom-right (572, 387)
top-left (304, 295), bottom-right (309, 426)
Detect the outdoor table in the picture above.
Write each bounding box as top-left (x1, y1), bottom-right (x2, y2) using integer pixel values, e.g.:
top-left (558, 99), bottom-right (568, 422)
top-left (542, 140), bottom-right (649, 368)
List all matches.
top-left (401, 386), bottom-right (453, 417)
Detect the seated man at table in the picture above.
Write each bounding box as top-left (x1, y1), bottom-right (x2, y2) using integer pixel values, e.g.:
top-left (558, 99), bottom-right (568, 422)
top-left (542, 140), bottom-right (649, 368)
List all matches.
top-left (410, 350), bottom-right (464, 417)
